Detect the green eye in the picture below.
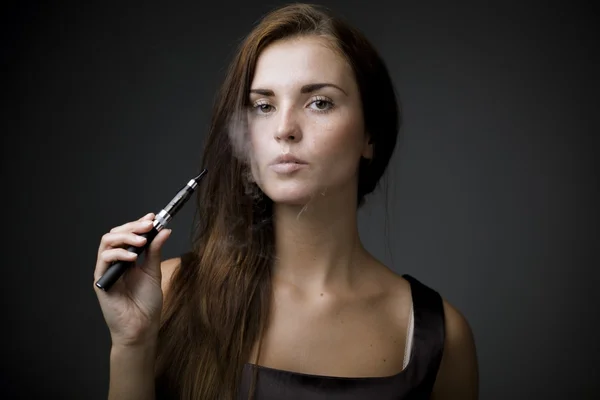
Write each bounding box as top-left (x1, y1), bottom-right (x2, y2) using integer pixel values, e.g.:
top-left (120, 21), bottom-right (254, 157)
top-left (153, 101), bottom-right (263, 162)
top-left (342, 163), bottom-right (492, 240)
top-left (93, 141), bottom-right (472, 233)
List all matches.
top-left (314, 100), bottom-right (328, 109)
top-left (309, 97), bottom-right (334, 112)
top-left (252, 101), bottom-right (274, 114)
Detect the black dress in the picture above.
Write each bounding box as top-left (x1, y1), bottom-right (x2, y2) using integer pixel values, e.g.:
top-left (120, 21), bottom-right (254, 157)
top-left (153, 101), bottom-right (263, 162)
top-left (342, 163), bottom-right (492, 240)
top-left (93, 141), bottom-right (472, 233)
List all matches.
top-left (158, 252), bottom-right (446, 399)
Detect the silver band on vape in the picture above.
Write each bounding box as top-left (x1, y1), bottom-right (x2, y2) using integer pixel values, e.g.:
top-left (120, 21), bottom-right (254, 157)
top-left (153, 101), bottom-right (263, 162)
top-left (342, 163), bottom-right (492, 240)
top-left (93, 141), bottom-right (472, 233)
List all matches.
top-left (187, 178), bottom-right (198, 189)
top-left (153, 209), bottom-right (172, 231)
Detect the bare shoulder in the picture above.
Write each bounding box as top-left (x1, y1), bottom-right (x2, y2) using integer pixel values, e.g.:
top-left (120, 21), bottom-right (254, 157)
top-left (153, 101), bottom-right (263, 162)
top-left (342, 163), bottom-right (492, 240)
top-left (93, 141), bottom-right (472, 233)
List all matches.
top-left (441, 299), bottom-right (475, 344)
top-left (371, 262), bottom-right (479, 398)
top-left (360, 259), bottom-right (412, 304)
top-left (361, 260), bottom-right (413, 324)
top-left (160, 257), bottom-right (181, 296)
top-left (432, 298), bottom-right (479, 399)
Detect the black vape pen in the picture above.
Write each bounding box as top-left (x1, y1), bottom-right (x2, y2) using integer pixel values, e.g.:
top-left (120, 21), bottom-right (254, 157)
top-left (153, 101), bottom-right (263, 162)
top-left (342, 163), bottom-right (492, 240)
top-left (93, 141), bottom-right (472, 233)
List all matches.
top-left (95, 169), bottom-right (208, 291)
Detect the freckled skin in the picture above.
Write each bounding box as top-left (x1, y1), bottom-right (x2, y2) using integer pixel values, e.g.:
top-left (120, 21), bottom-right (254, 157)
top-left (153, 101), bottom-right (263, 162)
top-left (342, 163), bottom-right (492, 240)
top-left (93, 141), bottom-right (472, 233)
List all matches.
top-left (246, 36), bottom-right (372, 206)
top-left (243, 35), bottom-right (420, 381)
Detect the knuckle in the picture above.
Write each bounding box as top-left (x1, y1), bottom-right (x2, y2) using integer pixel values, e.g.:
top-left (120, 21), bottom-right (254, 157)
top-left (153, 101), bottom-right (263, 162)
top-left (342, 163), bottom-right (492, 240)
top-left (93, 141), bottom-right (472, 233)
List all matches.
top-left (101, 250), bottom-right (114, 262)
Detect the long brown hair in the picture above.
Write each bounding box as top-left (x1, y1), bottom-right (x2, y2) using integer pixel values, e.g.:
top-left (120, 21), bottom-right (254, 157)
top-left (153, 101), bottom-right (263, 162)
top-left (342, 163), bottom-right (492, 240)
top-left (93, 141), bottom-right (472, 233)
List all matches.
top-left (155, 3), bottom-right (401, 399)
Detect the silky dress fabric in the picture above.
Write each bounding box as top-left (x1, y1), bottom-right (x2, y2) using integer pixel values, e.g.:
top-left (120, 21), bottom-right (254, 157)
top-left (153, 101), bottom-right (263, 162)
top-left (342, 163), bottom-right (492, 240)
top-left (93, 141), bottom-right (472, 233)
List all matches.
top-left (157, 252), bottom-right (446, 399)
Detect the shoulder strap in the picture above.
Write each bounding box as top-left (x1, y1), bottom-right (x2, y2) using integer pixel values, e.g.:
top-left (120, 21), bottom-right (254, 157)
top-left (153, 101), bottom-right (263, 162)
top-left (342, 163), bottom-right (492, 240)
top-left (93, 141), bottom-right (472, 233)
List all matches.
top-left (402, 274), bottom-right (446, 394)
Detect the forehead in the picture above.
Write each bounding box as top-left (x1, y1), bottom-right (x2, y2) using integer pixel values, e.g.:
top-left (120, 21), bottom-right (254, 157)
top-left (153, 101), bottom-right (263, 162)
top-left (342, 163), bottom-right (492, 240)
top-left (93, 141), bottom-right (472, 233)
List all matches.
top-left (251, 36), bottom-right (353, 88)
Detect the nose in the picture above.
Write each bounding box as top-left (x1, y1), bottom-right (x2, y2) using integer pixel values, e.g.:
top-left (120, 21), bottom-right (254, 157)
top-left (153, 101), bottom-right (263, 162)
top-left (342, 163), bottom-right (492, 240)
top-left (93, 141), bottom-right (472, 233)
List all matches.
top-left (274, 107), bottom-right (302, 142)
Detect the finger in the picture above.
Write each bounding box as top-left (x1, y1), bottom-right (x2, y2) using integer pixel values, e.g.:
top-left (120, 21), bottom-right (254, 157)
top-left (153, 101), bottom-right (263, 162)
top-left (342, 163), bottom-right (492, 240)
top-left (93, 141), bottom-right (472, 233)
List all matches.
top-left (99, 231), bottom-right (148, 251)
top-left (148, 229), bottom-right (172, 256)
top-left (94, 248), bottom-right (138, 280)
top-left (109, 219), bottom-right (155, 234)
top-left (138, 212), bottom-right (155, 221)
top-left (107, 213), bottom-right (155, 234)
top-left (143, 228), bottom-right (172, 279)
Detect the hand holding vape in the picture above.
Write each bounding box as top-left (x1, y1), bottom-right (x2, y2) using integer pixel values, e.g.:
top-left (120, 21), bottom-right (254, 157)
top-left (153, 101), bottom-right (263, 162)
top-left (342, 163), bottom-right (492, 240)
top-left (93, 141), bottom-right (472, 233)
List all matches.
top-left (94, 169), bottom-right (208, 291)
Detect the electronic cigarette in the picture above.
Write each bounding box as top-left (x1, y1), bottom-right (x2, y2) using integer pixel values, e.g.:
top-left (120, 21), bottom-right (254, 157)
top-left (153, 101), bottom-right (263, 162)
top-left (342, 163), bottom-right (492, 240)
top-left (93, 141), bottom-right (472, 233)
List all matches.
top-left (95, 169), bottom-right (208, 291)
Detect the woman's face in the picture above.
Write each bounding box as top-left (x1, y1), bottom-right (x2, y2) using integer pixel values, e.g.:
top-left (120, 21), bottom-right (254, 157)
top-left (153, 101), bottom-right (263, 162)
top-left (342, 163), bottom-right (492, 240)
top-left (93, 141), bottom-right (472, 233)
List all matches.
top-left (246, 35), bottom-right (372, 206)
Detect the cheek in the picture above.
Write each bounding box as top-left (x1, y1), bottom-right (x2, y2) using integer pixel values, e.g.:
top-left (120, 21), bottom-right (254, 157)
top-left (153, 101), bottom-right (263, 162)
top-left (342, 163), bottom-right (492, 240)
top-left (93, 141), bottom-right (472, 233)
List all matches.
top-left (312, 114), bottom-right (364, 160)
top-left (246, 124), bottom-right (269, 183)
top-left (248, 117), bottom-right (269, 151)
top-left (248, 132), bottom-right (266, 170)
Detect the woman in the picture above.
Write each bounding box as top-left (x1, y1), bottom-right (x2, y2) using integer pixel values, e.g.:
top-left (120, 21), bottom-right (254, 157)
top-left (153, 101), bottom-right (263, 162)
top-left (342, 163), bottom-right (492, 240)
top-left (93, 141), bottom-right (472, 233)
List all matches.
top-left (94, 3), bottom-right (478, 399)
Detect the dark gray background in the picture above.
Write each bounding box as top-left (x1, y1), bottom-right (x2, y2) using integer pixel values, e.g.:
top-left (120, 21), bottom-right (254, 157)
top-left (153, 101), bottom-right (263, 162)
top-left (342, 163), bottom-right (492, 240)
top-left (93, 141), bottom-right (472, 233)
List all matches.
top-left (2, 0), bottom-right (598, 399)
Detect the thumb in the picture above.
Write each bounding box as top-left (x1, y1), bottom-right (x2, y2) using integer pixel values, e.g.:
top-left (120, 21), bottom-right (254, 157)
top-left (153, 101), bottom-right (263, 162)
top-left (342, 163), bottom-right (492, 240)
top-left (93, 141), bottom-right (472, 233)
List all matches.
top-left (144, 228), bottom-right (172, 278)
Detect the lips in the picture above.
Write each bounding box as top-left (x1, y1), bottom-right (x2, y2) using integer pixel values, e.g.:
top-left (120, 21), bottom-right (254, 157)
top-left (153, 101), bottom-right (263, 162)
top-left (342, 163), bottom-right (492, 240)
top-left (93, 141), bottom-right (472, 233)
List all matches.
top-left (270, 154), bottom-right (308, 165)
top-left (269, 154), bottom-right (309, 174)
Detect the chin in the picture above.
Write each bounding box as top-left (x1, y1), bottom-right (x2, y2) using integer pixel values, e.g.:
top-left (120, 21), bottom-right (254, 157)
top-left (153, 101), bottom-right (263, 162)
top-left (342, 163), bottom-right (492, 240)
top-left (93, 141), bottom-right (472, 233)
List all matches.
top-left (266, 192), bottom-right (314, 206)
top-left (261, 184), bottom-right (320, 206)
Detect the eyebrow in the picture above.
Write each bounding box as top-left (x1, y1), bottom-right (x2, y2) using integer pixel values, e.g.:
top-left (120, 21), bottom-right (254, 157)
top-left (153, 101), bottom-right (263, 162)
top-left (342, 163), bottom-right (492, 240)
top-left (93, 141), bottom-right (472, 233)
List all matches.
top-left (249, 83), bottom-right (348, 96)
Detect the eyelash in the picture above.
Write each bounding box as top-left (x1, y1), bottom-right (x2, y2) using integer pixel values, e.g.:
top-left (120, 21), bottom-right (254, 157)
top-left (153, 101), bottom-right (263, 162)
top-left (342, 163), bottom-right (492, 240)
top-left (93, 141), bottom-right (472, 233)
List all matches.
top-left (251, 96), bottom-right (335, 115)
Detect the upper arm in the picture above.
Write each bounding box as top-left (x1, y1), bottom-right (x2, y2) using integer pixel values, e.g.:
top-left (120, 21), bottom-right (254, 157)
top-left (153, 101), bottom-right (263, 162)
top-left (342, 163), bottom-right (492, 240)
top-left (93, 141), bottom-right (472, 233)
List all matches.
top-left (431, 299), bottom-right (479, 400)
top-left (160, 257), bottom-right (181, 299)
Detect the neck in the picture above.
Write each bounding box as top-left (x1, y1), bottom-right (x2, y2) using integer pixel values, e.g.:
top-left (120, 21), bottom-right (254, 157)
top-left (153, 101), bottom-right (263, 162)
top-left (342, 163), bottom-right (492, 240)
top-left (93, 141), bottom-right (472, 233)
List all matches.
top-left (271, 186), bottom-right (369, 293)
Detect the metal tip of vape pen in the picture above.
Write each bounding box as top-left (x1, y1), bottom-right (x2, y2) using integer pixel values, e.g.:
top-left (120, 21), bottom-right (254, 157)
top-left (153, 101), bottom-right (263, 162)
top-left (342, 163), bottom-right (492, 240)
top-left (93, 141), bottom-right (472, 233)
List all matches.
top-left (193, 169), bottom-right (208, 182)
